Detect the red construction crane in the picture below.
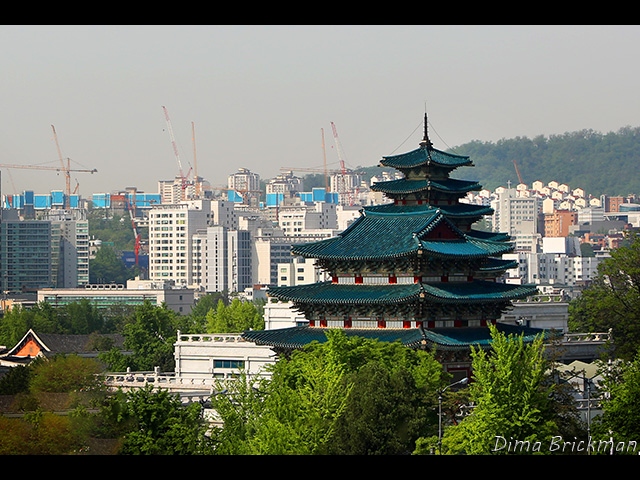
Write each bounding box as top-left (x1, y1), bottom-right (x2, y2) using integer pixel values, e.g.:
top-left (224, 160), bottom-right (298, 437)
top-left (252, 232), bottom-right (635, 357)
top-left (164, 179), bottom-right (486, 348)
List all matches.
top-left (162, 106), bottom-right (191, 195)
top-left (125, 197), bottom-right (141, 266)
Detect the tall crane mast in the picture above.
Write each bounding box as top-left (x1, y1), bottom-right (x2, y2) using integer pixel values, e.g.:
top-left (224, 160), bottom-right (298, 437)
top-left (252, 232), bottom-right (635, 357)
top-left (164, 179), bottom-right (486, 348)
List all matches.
top-left (51, 125), bottom-right (72, 209)
top-left (330, 121), bottom-right (347, 175)
top-left (513, 160), bottom-right (525, 185)
top-left (162, 106), bottom-right (190, 195)
top-left (330, 121), bottom-right (354, 205)
top-left (321, 128), bottom-right (329, 192)
top-left (192, 121), bottom-right (200, 198)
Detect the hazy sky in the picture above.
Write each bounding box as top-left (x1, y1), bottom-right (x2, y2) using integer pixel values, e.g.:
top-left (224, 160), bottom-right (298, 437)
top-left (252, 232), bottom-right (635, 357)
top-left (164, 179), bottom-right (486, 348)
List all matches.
top-left (1, 25), bottom-right (639, 197)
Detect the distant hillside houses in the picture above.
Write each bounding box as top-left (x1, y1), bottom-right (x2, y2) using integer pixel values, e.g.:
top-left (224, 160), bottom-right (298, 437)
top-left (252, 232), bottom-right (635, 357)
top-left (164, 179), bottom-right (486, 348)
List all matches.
top-left (460, 179), bottom-right (640, 290)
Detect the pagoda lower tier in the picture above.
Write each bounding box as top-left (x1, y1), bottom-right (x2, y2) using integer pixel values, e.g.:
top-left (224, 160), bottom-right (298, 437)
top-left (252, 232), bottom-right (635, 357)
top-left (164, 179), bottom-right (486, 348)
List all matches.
top-left (242, 323), bottom-right (554, 359)
top-left (265, 279), bottom-right (538, 327)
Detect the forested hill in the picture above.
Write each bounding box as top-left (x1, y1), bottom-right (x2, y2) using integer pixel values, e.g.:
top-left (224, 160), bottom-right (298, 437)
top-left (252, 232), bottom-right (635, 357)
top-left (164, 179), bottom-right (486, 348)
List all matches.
top-left (444, 126), bottom-right (640, 197)
top-left (355, 126), bottom-right (640, 198)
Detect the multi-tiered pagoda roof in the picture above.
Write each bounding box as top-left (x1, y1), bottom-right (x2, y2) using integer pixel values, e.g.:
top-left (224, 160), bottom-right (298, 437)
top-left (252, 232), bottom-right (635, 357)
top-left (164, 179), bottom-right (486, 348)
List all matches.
top-left (244, 114), bottom-right (546, 358)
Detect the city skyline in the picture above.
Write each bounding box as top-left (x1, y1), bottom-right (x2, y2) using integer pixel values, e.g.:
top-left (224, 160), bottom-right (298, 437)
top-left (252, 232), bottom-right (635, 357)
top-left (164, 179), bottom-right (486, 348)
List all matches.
top-left (2, 25), bottom-right (639, 196)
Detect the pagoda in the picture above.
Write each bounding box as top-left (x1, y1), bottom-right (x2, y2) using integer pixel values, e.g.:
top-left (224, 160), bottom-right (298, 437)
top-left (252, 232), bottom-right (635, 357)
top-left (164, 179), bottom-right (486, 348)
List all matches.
top-left (244, 114), bottom-right (545, 373)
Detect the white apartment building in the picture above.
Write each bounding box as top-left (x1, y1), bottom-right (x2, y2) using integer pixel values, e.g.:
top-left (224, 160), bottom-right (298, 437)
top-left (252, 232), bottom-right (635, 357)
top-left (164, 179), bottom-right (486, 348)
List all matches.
top-left (276, 255), bottom-right (327, 287)
top-left (336, 204), bottom-right (362, 231)
top-left (491, 187), bottom-right (542, 236)
top-left (48, 210), bottom-right (90, 288)
top-left (577, 207), bottom-right (605, 224)
top-left (210, 200), bottom-right (238, 230)
top-left (252, 228), bottom-right (336, 286)
top-left (228, 168), bottom-right (260, 206)
top-left (503, 251), bottom-right (600, 286)
top-left (277, 202), bottom-right (338, 235)
top-left (158, 177), bottom-right (198, 204)
top-left (192, 225), bottom-right (252, 294)
top-left (148, 199), bottom-right (213, 287)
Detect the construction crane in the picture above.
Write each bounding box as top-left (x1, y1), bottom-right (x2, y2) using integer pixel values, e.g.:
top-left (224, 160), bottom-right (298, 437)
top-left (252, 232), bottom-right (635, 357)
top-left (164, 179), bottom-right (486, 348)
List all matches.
top-left (124, 197), bottom-right (141, 266)
top-left (513, 160), bottom-right (525, 185)
top-left (330, 121), bottom-right (348, 175)
top-left (192, 121), bottom-right (200, 198)
top-left (51, 125), bottom-right (97, 209)
top-left (162, 106), bottom-right (192, 195)
top-left (0, 162), bottom-right (97, 204)
top-left (321, 128), bottom-right (329, 192)
top-left (330, 121), bottom-right (355, 206)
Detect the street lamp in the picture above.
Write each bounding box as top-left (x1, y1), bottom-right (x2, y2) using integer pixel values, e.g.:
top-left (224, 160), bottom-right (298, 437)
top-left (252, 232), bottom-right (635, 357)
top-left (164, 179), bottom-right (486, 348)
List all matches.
top-left (438, 377), bottom-right (469, 455)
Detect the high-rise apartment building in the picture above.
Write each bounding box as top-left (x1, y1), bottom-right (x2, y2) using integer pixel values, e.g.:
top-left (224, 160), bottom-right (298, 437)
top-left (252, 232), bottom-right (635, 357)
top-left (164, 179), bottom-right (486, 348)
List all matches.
top-left (148, 200), bottom-right (213, 287)
top-left (192, 225), bottom-right (252, 293)
top-left (49, 212), bottom-right (90, 288)
top-left (228, 168), bottom-right (260, 206)
top-left (491, 187), bottom-right (542, 236)
top-left (0, 218), bottom-right (52, 293)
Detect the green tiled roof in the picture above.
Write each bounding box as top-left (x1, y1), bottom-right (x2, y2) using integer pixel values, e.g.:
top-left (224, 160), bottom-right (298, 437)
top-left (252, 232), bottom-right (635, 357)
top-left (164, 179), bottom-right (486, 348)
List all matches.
top-left (479, 257), bottom-right (519, 272)
top-left (366, 202), bottom-right (494, 219)
top-left (370, 178), bottom-right (482, 195)
top-left (241, 323), bottom-right (551, 351)
top-left (419, 238), bottom-right (512, 259)
top-left (266, 281), bottom-right (538, 305)
top-left (380, 146), bottom-right (472, 170)
top-left (290, 208), bottom-right (511, 261)
top-left (465, 229), bottom-right (511, 242)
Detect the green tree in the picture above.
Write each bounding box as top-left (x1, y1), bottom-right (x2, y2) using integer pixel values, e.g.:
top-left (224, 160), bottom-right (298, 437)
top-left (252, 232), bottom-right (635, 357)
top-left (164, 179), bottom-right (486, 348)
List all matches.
top-left (441, 324), bottom-right (559, 455)
top-left (569, 233), bottom-right (640, 360)
top-left (89, 244), bottom-right (133, 285)
top-left (209, 330), bottom-right (444, 455)
top-left (0, 364), bottom-right (32, 395)
top-left (106, 384), bottom-right (214, 455)
top-left (206, 298), bottom-right (264, 333)
top-left (29, 354), bottom-right (104, 394)
top-left (101, 300), bottom-right (178, 372)
top-left (179, 292), bottom-right (228, 334)
top-left (58, 298), bottom-right (106, 334)
top-left (590, 353), bottom-right (640, 453)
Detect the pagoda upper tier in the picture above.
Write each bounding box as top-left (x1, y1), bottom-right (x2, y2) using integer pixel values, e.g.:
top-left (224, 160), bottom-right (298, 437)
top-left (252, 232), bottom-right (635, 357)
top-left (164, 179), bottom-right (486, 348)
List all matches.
top-left (370, 121), bottom-right (482, 213)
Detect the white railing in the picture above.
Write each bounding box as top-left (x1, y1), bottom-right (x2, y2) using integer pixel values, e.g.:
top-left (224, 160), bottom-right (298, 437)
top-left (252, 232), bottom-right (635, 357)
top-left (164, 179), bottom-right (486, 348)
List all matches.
top-left (562, 331), bottom-right (611, 343)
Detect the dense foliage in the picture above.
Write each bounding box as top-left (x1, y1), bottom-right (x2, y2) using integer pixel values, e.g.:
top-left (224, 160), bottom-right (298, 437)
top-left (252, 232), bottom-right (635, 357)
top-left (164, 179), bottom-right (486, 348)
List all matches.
top-left (206, 298), bottom-right (265, 333)
top-left (452, 127), bottom-right (640, 196)
top-left (590, 353), bottom-right (640, 454)
top-left (440, 324), bottom-right (581, 455)
top-left (569, 233), bottom-right (640, 360)
top-left (208, 329), bottom-right (444, 455)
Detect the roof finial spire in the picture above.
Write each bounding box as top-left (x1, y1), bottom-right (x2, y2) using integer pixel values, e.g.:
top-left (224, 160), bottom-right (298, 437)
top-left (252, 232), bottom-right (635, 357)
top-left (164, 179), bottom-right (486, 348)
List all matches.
top-left (420, 106), bottom-right (433, 149)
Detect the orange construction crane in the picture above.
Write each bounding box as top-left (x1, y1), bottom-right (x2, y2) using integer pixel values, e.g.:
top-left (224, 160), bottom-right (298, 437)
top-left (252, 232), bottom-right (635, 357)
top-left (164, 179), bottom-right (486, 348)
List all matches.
top-left (513, 160), bottom-right (525, 185)
top-left (0, 162), bottom-right (97, 202)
